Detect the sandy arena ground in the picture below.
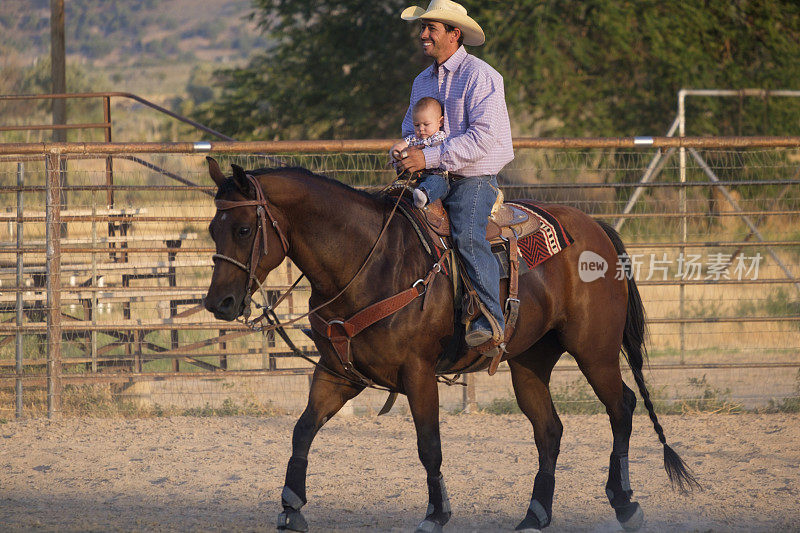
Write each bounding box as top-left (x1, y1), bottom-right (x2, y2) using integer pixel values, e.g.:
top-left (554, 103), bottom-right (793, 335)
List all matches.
top-left (1, 413), bottom-right (798, 532)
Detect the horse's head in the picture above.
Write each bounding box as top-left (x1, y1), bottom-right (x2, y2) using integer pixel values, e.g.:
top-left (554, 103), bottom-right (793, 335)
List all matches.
top-left (203, 157), bottom-right (290, 321)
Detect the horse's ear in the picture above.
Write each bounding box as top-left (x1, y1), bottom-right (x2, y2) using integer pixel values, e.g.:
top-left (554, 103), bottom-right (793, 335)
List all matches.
top-left (207, 157), bottom-right (226, 188)
top-left (230, 164), bottom-right (250, 195)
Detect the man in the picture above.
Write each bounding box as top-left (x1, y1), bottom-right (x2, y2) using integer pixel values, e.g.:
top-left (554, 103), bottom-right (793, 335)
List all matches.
top-left (395, 0), bottom-right (514, 357)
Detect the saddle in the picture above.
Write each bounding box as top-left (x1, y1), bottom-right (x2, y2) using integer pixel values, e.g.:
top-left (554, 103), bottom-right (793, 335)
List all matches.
top-left (399, 186), bottom-right (540, 375)
top-left (422, 188), bottom-right (540, 244)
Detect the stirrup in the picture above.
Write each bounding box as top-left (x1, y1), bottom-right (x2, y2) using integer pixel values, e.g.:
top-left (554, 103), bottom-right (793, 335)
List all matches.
top-left (487, 344), bottom-right (505, 376)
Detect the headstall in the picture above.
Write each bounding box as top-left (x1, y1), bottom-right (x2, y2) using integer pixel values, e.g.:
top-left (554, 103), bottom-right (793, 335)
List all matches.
top-left (212, 173), bottom-right (291, 322)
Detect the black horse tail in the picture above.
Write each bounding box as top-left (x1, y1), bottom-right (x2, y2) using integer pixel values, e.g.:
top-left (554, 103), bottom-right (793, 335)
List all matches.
top-left (597, 220), bottom-right (700, 493)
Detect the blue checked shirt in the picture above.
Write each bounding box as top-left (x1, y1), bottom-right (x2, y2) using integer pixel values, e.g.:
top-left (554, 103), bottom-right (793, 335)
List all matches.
top-left (402, 46), bottom-right (514, 177)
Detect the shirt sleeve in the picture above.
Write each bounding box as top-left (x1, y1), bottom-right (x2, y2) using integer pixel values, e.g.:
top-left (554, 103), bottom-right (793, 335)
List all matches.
top-left (423, 71), bottom-right (506, 172)
top-left (401, 95), bottom-right (415, 138)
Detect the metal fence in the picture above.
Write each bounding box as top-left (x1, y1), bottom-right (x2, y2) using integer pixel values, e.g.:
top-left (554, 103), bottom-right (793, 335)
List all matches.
top-left (1, 139), bottom-right (799, 418)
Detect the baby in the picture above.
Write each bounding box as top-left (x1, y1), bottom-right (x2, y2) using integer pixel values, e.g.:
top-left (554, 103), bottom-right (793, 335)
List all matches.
top-left (390, 96), bottom-right (447, 208)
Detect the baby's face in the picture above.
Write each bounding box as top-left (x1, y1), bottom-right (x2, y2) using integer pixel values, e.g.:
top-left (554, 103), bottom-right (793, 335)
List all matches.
top-left (413, 107), bottom-right (443, 139)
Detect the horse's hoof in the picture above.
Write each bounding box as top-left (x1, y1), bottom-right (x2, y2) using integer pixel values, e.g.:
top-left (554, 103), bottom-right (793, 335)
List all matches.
top-left (617, 502), bottom-right (644, 531)
top-left (276, 508), bottom-right (308, 532)
top-left (415, 518), bottom-right (444, 533)
top-left (514, 515), bottom-right (542, 532)
top-left (515, 507), bottom-right (548, 531)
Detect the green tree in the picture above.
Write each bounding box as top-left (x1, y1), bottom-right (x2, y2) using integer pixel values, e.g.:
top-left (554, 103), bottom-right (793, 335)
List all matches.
top-left (195, 0), bottom-right (800, 140)
top-left (194, 0), bottom-right (427, 140)
top-left (474, 0), bottom-right (800, 136)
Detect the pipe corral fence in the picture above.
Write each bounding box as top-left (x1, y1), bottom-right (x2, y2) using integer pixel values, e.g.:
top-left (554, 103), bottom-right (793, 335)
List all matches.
top-left (1, 138), bottom-right (799, 418)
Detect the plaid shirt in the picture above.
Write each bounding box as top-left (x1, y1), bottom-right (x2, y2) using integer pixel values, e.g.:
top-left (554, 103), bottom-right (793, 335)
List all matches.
top-left (403, 130), bottom-right (447, 148)
top-left (402, 46), bottom-right (514, 177)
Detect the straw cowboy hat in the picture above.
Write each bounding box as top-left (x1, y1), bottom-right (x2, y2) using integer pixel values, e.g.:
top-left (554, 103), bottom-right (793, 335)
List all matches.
top-left (401, 0), bottom-right (485, 46)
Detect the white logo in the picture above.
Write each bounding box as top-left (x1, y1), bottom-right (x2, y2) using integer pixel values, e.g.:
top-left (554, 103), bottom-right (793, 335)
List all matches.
top-left (579, 251), bottom-right (608, 282)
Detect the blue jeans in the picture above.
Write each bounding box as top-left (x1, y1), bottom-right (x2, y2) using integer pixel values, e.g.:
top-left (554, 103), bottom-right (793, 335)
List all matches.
top-left (438, 174), bottom-right (505, 334)
top-left (417, 174), bottom-right (450, 205)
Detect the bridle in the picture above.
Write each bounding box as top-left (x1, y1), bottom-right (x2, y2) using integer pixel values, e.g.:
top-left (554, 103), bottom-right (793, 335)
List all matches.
top-left (210, 171), bottom-right (412, 332)
top-left (212, 173), bottom-right (291, 321)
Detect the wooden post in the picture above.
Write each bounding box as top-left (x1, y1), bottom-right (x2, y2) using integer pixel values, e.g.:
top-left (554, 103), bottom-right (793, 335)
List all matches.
top-left (50, 0), bottom-right (68, 235)
top-left (46, 153), bottom-right (62, 417)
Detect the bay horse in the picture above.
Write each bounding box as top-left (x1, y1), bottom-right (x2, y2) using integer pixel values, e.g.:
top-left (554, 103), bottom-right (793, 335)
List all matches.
top-left (202, 158), bottom-right (697, 532)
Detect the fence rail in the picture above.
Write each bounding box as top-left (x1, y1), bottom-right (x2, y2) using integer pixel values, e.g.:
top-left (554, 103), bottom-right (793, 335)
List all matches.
top-left (4, 136), bottom-right (800, 155)
top-left (1, 139), bottom-right (799, 418)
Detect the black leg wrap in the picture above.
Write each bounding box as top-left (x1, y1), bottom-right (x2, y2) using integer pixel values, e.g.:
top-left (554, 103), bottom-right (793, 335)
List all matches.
top-left (606, 453), bottom-right (633, 509)
top-left (516, 472), bottom-right (554, 531)
top-left (426, 474), bottom-right (452, 517)
top-left (606, 453), bottom-right (644, 530)
top-left (278, 457), bottom-right (309, 532)
top-left (416, 474), bottom-right (451, 533)
top-left (284, 456), bottom-right (308, 507)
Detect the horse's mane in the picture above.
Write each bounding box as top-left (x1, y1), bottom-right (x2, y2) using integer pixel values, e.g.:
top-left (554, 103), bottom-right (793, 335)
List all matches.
top-left (219, 166), bottom-right (391, 206)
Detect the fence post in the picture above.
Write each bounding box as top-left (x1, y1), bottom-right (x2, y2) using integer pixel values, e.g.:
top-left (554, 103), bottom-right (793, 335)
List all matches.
top-left (15, 163), bottom-right (24, 418)
top-left (103, 95), bottom-right (114, 208)
top-left (462, 374), bottom-right (477, 413)
top-left (46, 152), bottom-right (62, 418)
top-left (91, 201), bottom-right (98, 373)
top-left (678, 91), bottom-right (687, 365)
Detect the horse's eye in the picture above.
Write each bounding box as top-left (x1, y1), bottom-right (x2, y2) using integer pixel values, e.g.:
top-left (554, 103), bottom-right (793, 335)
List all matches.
top-left (238, 226), bottom-right (251, 237)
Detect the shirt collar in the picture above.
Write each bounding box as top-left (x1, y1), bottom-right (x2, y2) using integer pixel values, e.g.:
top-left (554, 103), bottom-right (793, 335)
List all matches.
top-left (428, 45), bottom-right (467, 76)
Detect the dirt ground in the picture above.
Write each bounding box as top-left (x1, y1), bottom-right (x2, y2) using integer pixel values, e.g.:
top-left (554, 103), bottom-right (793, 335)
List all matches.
top-left (1, 413), bottom-right (798, 532)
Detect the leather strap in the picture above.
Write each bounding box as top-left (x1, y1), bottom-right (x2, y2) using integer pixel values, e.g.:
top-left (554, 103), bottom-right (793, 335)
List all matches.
top-left (308, 260), bottom-right (443, 384)
top-left (504, 232), bottom-right (521, 343)
top-left (485, 232), bottom-right (521, 376)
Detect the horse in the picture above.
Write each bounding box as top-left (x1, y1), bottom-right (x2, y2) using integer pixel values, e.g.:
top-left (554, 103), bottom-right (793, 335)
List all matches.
top-left (202, 158), bottom-right (698, 533)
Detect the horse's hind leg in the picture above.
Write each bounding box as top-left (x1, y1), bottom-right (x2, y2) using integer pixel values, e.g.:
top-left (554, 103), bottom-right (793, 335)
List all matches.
top-left (508, 332), bottom-right (564, 532)
top-left (277, 366), bottom-right (363, 532)
top-left (572, 347), bottom-right (643, 531)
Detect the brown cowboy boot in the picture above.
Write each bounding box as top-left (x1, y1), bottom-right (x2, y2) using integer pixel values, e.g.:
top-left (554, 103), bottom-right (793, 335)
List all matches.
top-left (465, 320), bottom-right (501, 359)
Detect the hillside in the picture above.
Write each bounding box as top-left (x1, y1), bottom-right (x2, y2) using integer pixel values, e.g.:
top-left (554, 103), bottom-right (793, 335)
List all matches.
top-left (0, 0), bottom-right (270, 140)
top-left (0, 0), bottom-right (265, 67)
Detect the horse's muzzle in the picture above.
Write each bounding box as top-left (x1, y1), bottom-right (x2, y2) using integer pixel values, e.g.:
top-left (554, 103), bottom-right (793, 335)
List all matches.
top-left (203, 293), bottom-right (241, 321)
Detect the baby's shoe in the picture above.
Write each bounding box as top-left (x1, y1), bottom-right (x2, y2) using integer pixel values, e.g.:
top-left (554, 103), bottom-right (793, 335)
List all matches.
top-left (413, 188), bottom-right (428, 209)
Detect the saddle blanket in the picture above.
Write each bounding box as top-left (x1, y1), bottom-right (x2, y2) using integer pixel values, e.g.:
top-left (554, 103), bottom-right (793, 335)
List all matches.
top-left (508, 201), bottom-right (573, 269)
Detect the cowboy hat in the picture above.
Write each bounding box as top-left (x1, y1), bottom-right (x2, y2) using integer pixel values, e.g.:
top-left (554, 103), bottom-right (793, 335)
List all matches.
top-left (401, 0), bottom-right (485, 47)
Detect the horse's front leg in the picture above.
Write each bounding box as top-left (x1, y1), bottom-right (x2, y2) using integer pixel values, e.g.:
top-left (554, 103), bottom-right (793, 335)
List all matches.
top-left (404, 368), bottom-right (451, 533)
top-left (278, 366), bottom-right (363, 532)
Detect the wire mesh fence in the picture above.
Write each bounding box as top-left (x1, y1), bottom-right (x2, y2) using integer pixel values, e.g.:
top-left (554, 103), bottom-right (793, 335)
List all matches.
top-left (1, 144), bottom-right (799, 418)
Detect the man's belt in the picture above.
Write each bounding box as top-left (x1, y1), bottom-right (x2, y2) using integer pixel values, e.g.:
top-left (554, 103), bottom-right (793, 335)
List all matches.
top-left (426, 169), bottom-right (469, 181)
